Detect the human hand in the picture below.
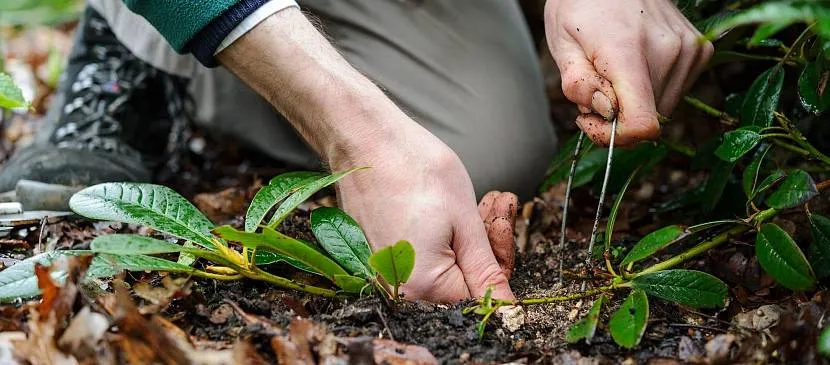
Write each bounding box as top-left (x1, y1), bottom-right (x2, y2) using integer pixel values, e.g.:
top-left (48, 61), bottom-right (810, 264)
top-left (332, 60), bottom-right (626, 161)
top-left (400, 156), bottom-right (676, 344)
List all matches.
top-left (330, 120), bottom-right (517, 302)
top-left (544, 0), bottom-right (714, 146)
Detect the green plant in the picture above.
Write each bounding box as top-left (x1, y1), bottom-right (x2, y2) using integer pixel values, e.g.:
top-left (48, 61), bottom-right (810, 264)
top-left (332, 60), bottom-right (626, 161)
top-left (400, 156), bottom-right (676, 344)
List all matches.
top-left (0, 72), bottom-right (28, 110)
top-left (0, 169), bottom-right (415, 303)
top-left (472, 0), bottom-right (830, 347)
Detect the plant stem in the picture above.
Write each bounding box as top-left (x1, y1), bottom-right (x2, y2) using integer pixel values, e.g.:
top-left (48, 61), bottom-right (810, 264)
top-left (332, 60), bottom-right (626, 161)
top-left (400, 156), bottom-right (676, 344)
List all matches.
top-left (493, 284), bottom-right (622, 306)
top-left (634, 208), bottom-right (777, 277)
top-left (771, 139), bottom-right (811, 156)
top-left (190, 270), bottom-right (244, 281)
top-left (683, 96), bottom-right (737, 124)
top-left (659, 138), bottom-right (696, 157)
top-left (249, 266), bottom-right (338, 298)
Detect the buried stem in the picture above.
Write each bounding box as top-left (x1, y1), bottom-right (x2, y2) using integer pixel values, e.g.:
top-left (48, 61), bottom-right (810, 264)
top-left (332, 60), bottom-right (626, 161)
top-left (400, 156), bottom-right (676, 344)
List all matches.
top-left (492, 284), bottom-right (623, 307)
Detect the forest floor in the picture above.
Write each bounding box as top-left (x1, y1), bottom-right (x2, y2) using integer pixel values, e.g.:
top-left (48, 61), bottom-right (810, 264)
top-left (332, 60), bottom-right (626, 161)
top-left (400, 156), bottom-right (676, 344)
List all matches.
top-left (1, 22), bottom-right (828, 365)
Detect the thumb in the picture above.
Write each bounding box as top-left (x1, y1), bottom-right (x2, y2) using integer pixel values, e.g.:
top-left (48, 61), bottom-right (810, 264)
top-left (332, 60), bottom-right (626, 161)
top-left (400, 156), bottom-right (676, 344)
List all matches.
top-left (552, 41), bottom-right (618, 120)
top-left (453, 207), bottom-right (515, 300)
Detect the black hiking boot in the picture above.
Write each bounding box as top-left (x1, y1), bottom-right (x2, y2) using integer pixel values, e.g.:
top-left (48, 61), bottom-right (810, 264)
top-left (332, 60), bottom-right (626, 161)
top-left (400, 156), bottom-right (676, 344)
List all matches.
top-left (0, 7), bottom-right (192, 210)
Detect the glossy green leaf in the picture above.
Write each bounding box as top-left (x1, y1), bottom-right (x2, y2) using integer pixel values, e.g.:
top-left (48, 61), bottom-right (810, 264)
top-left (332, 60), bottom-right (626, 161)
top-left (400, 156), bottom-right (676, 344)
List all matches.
top-left (214, 225), bottom-right (348, 282)
top-left (267, 168), bottom-right (364, 227)
top-left (766, 170), bottom-right (818, 209)
top-left (333, 274), bottom-right (372, 294)
top-left (632, 270), bottom-right (728, 308)
top-left (808, 214), bottom-right (830, 279)
top-left (609, 289), bottom-right (649, 349)
top-left (565, 295), bottom-right (607, 344)
top-left (798, 58), bottom-right (830, 114)
top-left (368, 240), bottom-right (415, 288)
top-left (742, 144), bottom-right (772, 198)
top-left (69, 183), bottom-right (219, 250)
top-left (310, 207), bottom-right (374, 278)
top-left (245, 171), bottom-right (324, 232)
top-left (705, 2), bottom-right (830, 39)
top-left (740, 65), bottom-right (784, 128)
top-left (715, 128), bottom-right (761, 162)
top-left (621, 226), bottom-right (688, 266)
top-left (749, 21), bottom-right (792, 45)
top-left (0, 72), bottom-right (28, 109)
top-left (702, 160), bottom-right (736, 213)
top-left (756, 169), bottom-right (787, 196)
top-left (756, 223), bottom-right (816, 291)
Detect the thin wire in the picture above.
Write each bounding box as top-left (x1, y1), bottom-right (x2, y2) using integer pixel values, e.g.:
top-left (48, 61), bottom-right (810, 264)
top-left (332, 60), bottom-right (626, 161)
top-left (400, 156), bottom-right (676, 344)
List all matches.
top-left (582, 118), bottom-right (618, 292)
top-left (558, 131), bottom-right (585, 285)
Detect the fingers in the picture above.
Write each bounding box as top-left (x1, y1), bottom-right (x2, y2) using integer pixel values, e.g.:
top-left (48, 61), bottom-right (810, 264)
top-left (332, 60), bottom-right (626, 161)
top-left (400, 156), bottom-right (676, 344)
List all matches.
top-left (478, 191), bottom-right (499, 219)
top-left (454, 204), bottom-right (515, 300)
top-left (482, 192), bottom-right (519, 279)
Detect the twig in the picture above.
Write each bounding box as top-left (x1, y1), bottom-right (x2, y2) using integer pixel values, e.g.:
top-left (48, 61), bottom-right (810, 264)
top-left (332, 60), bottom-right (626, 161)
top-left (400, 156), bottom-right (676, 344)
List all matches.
top-left (376, 306), bottom-right (395, 341)
top-left (558, 132), bottom-right (585, 284)
top-left (583, 118), bottom-right (617, 291)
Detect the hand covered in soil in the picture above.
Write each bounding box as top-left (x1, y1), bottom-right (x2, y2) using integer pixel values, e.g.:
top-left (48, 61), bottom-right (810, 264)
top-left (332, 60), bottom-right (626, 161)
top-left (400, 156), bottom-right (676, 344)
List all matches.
top-left (332, 122), bottom-right (517, 302)
top-left (544, 0), bottom-right (714, 146)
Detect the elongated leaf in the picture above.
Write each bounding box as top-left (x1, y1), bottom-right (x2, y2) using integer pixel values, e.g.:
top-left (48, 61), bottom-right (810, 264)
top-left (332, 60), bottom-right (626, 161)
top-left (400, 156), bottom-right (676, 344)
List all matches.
top-left (268, 168), bottom-right (364, 227)
top-left (757, 169), bottom-right (786, 196)
top-left (0, 72), bottom-right (28, 109)
top-left (621, 226), bottom-right (688, 266)
top-left (609, 289), bottom-right (649, 349)
top-left (632, 270), bottom-right (728, 308)
top-left (310, 207), bottom-right (374, 278)
top-left (69, 183), bottom-right (219, 250)
top-left (756, 223), bottom-right (816, 291)
top-left (368, 240), bottom-right (415, 288)
top-left (95, 253), bottom-right (199, 274)
top-left (90, 234), bottom-right (230, 265)
top-left (808, 214), bottom-right (830, 279)
top-left (0, 251), bottom-right (92, 302)
top-left (740, 65), bottom-right (784, 128)
top-left (702, 160), bottom-right (736, 213)
top-left (565, 295), bottom-right (607, 344)
top-left (252, 250), bottom-right (316, 274)
top-left (214, 225), bottom-right (348, 281)
top-left (715, 128), bottom-right (761, 162)
top-left (766, 170), bottom-right (818, 209)
top-left (743, 144), bottom-right (772, 198)
top-left (245, 171), bottom-right (324, 232)
top-left (605, 168), bottom-right (640, 252)
top-left (705, 1), bottom-right (830, 39)
top-left (798, 58), bottom-right (830, 114)
top-left (333, 274), bottom-right (372, 294)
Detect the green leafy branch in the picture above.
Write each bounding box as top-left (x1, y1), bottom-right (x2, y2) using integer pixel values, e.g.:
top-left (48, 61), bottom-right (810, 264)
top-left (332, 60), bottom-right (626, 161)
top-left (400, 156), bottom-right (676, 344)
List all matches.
top-left (0, 169), bottom-right (415, 303)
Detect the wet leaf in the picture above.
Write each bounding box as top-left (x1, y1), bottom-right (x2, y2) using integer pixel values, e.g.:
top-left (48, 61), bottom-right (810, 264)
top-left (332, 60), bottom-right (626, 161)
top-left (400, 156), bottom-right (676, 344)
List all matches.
top-left (69, 183), bottom-right (220, 250)
top-left (756, 169), bottom-right (787, 197)
top-left (609, 289), bottom-right (649, 349)
top-left (214, 225), bottom-right (348, 282)
top-left (0, 72), bottom-right (27, 109)
top-left (740, 65), bottom-right (784, 128)
top-left (798, 57), bottom-right (830, 114)
top-left (765, 170), bottom-right (818, 209)
top-left (632, 270), bottom-right (728, 308)
top-left (267, 168), bottom-right (364, 227)
top-left (245, 171), bottom-right (324, 232)
top-left (565, 295), bottom-right (607, 344)
top-left (310, 207), bottom-right (374, 278)
top-left (716, 128), bottom-right (761, 162)
top-left (621, 226), bottom-right (688, 266)
top-left (756, 223), bottom-right (815, 291)
top-left (368, 240), bottom-right (415, 290)
top-left (808, 214), bottom-right (830, 279)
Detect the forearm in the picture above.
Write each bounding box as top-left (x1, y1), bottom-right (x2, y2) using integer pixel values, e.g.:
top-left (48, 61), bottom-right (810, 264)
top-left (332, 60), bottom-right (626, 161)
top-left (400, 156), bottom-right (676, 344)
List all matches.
top-left (216, 7), bottom-right (407, 162)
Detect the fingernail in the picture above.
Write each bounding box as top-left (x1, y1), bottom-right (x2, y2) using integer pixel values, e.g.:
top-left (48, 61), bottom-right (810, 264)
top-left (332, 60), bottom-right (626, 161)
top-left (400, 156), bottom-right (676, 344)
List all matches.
top-left (578, 105), bottom-right (592, 114)
top-left (591, 91), bottom-right (615, 120)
